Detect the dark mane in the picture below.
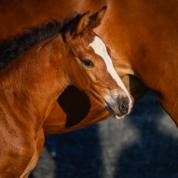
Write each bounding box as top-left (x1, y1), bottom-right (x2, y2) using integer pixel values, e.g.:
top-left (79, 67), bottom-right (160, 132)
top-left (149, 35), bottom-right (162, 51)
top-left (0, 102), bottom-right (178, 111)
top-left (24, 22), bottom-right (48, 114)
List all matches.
top-left (0, 13), bottom-right (84, 69)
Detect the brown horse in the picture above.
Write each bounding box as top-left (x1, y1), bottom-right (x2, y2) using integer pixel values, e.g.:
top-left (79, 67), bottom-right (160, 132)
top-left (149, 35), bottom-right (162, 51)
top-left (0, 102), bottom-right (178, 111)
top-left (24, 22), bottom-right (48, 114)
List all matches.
top-left (1, 0), bottom-right (178, 146)
top-left (0, 8), bottom-right (132, 177)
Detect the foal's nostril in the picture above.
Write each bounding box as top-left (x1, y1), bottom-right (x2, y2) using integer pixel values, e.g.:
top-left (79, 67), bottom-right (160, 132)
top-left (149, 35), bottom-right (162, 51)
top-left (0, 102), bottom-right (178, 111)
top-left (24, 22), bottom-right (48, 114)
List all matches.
top-left (118, 97), bottom-right (129, 115)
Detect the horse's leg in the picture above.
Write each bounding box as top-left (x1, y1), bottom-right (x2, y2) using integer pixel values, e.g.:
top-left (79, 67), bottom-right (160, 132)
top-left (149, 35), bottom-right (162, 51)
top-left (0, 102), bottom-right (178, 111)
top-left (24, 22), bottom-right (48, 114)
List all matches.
top-left (21, 129), bottom-right (45, 178)
top-left (36, 129), bottom-right (45, 156)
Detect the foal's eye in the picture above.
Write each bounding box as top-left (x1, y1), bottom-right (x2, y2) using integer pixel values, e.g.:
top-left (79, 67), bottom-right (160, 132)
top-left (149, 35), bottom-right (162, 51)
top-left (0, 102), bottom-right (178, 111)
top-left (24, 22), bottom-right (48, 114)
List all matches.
top-left (81, 59), bottom-right (94, 68)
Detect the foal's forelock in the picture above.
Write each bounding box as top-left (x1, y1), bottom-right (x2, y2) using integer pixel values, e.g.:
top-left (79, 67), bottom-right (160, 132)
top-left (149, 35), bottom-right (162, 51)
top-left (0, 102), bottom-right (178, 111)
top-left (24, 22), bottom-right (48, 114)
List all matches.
top-left (89, 36), bottom-right (132, 106)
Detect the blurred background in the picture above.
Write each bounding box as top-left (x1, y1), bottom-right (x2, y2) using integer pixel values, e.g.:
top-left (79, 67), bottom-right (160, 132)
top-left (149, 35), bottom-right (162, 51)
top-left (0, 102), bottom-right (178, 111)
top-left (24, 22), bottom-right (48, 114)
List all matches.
top-left (31, 92), bottom-right (178, 178)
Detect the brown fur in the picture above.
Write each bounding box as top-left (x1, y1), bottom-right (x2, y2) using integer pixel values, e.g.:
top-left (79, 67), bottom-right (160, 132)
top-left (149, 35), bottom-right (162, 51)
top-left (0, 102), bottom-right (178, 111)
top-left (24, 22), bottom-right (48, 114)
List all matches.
top-left (0, 7), bottom-right (131, 177)
top-left (2, 0), bottom-right (174, 130)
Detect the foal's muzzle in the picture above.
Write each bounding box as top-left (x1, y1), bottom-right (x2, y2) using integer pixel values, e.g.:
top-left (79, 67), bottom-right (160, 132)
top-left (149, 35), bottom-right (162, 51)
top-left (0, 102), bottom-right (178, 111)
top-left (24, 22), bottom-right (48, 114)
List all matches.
top-left (105, 93), bottom-right (131, 119)
top-left (118, 96), bottom-right (129, 115)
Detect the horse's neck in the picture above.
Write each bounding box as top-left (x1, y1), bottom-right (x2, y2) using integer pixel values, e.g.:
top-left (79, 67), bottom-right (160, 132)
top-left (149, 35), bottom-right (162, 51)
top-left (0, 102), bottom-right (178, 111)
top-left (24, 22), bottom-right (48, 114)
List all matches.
top-left (0, 35), bottom-right (69, 132)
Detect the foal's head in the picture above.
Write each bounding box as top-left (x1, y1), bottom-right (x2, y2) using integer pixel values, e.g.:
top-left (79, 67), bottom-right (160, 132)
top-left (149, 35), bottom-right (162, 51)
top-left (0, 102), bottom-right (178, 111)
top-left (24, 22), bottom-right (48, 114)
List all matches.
top-left (60, 7), bottom-right (133, 118)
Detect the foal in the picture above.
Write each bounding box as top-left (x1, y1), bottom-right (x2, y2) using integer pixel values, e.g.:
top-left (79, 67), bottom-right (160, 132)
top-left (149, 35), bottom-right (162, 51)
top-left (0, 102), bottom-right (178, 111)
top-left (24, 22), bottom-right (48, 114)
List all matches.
top-left (0, 7), bottom-right (132, 177)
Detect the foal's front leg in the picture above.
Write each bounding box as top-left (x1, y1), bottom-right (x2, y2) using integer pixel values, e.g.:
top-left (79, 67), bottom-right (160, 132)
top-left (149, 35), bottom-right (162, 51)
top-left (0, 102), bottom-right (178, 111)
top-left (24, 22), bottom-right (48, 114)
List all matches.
top-left (20, 129), bottom-right (45, 178)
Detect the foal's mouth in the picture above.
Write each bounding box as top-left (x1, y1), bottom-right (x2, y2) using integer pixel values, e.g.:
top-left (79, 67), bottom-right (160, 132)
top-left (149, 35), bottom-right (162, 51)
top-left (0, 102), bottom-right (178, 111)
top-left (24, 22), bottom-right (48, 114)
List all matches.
top-left (88, 89), bottom-right (131, 119)
top-left (105, 103), bottom-right (124, 120)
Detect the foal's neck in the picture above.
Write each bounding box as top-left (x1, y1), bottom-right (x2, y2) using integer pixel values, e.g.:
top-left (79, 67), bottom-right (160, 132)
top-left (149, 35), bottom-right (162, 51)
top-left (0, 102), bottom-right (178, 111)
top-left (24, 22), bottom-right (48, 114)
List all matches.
top-left (0, 35), bottom-right (69, 132)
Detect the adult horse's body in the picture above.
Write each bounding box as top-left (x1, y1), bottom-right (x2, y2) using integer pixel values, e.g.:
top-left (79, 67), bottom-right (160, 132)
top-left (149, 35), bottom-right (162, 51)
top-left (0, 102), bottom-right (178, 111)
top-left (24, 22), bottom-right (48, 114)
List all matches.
top-left (1, 1), bottom-right (178, 129)
top-left (0, 8), bottom-right (132, 177)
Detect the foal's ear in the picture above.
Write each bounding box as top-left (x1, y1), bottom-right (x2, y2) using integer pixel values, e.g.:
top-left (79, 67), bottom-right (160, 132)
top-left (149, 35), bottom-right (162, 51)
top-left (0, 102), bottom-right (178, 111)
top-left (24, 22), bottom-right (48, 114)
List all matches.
top-left (88, 6), bottom-right (107, 29)
top-left (75, 6), bottom-right (107, 35)
top-left (62, 6), bottom-right (107, 41)
top-left (75, 11), bottom-right (90, 35)
top-left (63, 12), bottom-right (90, 41)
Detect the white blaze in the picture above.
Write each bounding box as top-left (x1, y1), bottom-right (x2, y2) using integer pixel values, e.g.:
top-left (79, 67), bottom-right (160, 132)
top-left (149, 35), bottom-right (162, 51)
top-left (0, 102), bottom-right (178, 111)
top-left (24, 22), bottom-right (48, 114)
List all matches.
top-left (89, 36), bottom-right (132, 109)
